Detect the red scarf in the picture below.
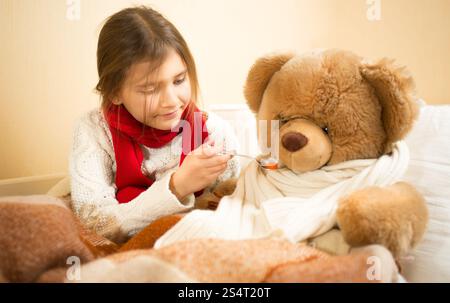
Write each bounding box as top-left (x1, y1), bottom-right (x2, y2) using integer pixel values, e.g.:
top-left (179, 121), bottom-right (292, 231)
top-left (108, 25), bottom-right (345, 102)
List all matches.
top-left (104, 103), bottom-right (208, 203)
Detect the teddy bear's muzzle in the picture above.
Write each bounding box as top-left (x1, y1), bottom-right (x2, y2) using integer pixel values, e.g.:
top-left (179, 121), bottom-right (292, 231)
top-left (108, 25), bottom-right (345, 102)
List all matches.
top-left (278, 118), bottom-right (333, 173)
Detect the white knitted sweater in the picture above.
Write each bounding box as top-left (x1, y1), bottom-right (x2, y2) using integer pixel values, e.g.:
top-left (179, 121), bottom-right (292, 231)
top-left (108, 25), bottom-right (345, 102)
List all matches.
top-left (69, 108), bottom-right (240, 243)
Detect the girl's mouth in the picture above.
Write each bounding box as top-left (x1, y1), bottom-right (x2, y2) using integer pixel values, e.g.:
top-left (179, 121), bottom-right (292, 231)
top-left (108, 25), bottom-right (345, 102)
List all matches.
top-left (159, 109), bottom-right (179, 120)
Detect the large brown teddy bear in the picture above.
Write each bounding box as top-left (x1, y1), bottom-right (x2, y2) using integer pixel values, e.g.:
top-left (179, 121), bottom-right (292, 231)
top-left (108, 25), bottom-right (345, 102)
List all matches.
top-left (127, 49), bottom-right (428, 261)
top-left (243, 48), bottom-right (428, 258)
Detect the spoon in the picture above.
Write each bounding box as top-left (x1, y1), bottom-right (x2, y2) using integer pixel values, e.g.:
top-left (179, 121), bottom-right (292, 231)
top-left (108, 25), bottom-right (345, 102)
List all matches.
top-left (220, 150), bottom-right (279, 170)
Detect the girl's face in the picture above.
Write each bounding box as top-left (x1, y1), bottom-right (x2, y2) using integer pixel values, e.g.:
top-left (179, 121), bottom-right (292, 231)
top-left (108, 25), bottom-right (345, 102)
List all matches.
top-left (116, 48), bottom-right (192, 130)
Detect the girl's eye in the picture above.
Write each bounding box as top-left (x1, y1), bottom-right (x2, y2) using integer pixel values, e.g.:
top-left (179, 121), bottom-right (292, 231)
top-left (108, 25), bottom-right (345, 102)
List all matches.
top-left (139, 88), bottom-right (156, 94)
top-left (174, 77), bottom-right (186, 85)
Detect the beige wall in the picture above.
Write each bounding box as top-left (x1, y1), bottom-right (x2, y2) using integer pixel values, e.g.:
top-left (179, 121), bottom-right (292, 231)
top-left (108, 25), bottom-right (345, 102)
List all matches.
top-left (0, 0), bottom-right (449, 179)
top-left (328, 0), bottom-right (450, 105)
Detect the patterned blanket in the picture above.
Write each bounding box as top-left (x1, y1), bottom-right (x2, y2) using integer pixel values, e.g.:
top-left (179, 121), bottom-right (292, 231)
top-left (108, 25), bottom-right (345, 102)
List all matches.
top-left (0, 195), bottom-right (398, 283)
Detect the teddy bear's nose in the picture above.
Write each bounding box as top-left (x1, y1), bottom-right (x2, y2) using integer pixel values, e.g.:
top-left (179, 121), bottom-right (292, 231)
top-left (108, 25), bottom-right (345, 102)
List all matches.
top-left (281, 132), bottom-right (308, 152)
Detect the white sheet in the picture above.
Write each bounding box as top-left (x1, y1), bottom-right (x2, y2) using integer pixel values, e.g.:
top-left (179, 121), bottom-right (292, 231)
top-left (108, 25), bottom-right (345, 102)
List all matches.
top-left (401, 104), bottom-right (450, 282)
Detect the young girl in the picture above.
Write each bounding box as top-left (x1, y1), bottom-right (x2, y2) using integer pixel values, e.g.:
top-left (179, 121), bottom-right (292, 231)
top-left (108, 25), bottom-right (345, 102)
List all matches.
top-left (69, 6), bottom-right (240, 243)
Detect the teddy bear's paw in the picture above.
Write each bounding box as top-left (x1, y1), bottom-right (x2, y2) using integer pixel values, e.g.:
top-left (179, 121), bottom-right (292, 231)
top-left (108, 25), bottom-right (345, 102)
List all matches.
top-left (212, 178), bottom-right (237, 198)
top-left (336, 182), bottom-right (428, 258)
top-left (195, 178), bottom-right (237, 210)
top-left (350, 244), bottom-right (399, 283)
top-left (195, 192), bottom-right (221, 210)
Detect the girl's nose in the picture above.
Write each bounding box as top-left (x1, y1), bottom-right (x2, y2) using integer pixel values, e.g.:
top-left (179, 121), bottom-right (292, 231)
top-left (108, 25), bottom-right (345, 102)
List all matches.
top-left (159, 87), bottom-right (179, 107)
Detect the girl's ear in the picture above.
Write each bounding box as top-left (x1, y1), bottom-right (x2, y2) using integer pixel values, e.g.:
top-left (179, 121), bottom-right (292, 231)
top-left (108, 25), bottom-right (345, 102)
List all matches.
top-left (360, 58), bottom-right (419, 153)
top-left (244, 53), bottom-right (294, 113)
top-left (112, 98), bottom-right (122, 105)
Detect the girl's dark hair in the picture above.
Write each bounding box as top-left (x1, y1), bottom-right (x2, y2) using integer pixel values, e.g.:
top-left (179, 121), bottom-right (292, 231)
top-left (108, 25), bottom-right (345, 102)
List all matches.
top-left (95, 6), bottom-right (200, 111)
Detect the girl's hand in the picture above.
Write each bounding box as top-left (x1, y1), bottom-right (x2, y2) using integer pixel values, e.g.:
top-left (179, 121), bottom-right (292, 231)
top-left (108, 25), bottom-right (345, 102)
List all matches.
top-left (170, 141), bottom-right (231, 201)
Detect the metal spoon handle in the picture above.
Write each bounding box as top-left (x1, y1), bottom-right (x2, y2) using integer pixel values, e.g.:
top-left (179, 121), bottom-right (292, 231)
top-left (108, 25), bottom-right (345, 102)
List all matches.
top-left (230, 153), bottom-right (256, 160)
top-left (219, 150), bottom-right (259, 160)
top-left (218, 151), bottom-right (279, 170)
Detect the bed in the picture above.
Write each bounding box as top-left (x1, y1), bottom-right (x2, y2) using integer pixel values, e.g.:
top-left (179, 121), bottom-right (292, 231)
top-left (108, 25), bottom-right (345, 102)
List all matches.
top-left (208, 101), bottom-right (450, 283)
top-left (0, 102), bottom-right (449, 282)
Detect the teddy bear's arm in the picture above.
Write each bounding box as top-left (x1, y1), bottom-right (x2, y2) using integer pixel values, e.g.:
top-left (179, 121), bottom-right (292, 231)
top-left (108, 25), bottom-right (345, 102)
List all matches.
top-left (336, 182), bottom-right (428, 258)
top-left (195, 178), bottom-right (237, 210)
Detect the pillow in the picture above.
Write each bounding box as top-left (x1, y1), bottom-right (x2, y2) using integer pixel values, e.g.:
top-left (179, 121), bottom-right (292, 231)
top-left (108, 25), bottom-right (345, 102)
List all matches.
top-left (401, 104), bottom-right (450, 282)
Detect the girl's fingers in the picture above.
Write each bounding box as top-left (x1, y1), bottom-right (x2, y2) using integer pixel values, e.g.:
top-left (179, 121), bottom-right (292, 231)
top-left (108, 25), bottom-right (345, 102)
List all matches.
top-left (203, 155), bottom-right (231, 168)
top-left (207, 163), bottom-right (228, 175)
top-left (193, 139), bottom-right (225, 159)
top-left (193, 142), bottom-right (217, 158)
top-left (205, 136), bottom-right (215, 146)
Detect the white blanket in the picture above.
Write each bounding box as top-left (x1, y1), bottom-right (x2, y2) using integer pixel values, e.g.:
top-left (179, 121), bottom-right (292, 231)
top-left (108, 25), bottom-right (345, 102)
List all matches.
top-left (155, 141), bottom-right (410, 249)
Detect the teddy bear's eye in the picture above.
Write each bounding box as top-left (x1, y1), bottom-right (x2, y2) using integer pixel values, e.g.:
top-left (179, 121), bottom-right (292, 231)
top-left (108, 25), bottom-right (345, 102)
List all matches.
top-left (322, 127), bottom-right (329, 134)
top-left (276, 115), bottom-right (289, 125)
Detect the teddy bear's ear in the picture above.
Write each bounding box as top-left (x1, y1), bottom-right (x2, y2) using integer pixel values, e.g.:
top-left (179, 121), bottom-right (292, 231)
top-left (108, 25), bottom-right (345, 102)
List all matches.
top-left (244, 53), bottom-right (294, 113)
top-left (360, 58), bottom-right (419, 153)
